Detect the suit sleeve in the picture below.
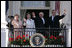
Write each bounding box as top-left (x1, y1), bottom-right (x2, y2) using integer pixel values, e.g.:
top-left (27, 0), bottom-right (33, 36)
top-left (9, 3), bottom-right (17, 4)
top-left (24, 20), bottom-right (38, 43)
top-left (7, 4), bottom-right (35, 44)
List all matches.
top-left (57, 14), bottom-right (65, 20)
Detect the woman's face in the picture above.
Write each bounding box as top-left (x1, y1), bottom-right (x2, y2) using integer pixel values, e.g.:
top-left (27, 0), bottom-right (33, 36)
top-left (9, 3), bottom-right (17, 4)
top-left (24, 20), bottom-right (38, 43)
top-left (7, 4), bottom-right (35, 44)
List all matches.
top-left (27, 14), bottom-right (31, 19)
top-left (14, 16), bottom-right (19, 20)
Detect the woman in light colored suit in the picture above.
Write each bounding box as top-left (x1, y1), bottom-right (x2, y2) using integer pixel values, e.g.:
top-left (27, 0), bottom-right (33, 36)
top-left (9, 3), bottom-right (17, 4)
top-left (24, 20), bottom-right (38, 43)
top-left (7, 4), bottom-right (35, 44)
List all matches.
top-left (23, 13), bottom-right (36, 39)
top-left (12, 14), bottom-right (23, 41)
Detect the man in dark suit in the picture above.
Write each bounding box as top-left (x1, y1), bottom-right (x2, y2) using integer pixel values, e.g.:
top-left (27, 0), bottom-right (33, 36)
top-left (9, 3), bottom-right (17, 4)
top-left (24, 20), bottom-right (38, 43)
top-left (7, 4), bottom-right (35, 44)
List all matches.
top-left (32, 12), bottom-right (49, 36)
top-left (35, 12), bottom-right (47, 36)
top-left (49, 10), bottom-right (66, 37)
top-left (32, 12), bottom-right (38, 28)
top-left (36, 12), bottom-right (46, 28)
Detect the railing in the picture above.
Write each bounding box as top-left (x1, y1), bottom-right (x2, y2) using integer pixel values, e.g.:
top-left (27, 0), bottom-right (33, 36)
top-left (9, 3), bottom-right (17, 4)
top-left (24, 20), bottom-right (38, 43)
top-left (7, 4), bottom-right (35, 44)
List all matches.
top-left (8, 28), bottom-right (67, 47)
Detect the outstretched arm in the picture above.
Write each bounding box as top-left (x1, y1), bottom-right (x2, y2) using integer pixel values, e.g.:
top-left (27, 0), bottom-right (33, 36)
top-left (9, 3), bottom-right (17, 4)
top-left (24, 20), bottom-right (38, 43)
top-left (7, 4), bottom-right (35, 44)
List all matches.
top-left (58, 9), bottom-right (66, 20)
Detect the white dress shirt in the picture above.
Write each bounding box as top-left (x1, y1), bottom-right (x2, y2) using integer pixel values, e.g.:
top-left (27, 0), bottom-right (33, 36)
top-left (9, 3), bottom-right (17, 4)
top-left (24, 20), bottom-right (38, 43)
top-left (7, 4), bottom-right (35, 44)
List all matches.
top-left (41, 18), bottom-right (45, 24)
top-left (52, 16), bottom-right (54, 21)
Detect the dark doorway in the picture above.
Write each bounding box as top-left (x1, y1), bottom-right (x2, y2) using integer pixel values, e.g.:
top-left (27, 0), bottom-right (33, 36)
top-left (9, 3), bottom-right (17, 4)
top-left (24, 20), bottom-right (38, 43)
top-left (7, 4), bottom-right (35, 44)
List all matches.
top-left (25, 9), bottom-right (49, 20)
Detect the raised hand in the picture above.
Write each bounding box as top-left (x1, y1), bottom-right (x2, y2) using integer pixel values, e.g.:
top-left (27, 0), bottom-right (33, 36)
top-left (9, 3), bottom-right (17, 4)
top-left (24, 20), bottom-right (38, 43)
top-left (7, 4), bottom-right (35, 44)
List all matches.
top-left (64, 9), bottom-right (66, 15)
top-left (23, 18), bottom-right (26, 22)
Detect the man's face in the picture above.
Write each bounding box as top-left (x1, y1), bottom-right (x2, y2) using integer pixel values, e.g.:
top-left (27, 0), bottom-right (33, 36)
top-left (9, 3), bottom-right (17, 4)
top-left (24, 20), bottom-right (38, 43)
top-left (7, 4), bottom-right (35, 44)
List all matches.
top-left (39, 14), bottom-right (43, 18)
top-left (52, 10), bottom-right (56, 16)
top-left (32, 12), bottom-right (35, 16)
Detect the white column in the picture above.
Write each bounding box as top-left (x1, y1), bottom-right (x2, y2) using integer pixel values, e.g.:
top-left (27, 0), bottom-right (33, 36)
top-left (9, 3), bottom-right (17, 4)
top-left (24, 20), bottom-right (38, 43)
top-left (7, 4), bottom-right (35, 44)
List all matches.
top-left (66, 28), bottom-right (71, 47)
top-left (1, 1), bottom-right (8, 47)
top-left (60, 1), bottom-right (71, 47)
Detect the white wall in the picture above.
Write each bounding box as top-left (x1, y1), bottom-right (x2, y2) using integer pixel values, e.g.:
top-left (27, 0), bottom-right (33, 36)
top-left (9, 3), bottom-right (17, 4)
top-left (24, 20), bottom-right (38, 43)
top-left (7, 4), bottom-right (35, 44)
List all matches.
top-left (60, 1), bottom-right (71, 47)
top-left (60, 1), bottom-right (71, 28)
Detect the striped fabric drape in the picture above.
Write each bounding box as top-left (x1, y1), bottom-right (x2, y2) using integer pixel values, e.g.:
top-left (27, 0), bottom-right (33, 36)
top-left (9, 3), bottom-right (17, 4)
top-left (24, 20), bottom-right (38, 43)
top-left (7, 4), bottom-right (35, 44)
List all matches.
top-left (55, 1), bottom-right (60, 15)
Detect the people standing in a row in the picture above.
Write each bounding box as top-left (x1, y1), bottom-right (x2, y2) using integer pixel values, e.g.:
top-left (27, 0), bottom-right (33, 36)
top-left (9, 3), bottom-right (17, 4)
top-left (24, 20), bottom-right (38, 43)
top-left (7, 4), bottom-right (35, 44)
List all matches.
top-left (10, 9), bottom-right (66, 40)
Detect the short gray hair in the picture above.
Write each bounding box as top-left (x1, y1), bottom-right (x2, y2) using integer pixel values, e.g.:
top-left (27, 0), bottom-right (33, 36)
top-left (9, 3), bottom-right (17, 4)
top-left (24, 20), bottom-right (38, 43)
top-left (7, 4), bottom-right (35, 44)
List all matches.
top-left (39, 12), bottom-right (44, 16)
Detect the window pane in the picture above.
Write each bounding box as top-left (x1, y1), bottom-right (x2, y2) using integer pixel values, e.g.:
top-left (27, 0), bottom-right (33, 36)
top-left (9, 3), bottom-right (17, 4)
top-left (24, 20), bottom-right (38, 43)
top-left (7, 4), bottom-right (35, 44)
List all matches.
top-left (21, 1), bottom-right (45, 7)
top-left (45, 1), bottom-right (50, 7)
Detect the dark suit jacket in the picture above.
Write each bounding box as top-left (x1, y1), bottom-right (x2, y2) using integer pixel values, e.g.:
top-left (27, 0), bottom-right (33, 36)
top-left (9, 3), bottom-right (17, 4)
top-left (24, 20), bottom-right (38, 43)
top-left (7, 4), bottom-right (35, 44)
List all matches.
top-left (32, 16), bottom-right (49, 28)
top-left (32, 17), bottom-right (38, 28)
top-left (49, 15), bottom-right (65, 28)
top-left (35, 17), bottom-right (46, 28)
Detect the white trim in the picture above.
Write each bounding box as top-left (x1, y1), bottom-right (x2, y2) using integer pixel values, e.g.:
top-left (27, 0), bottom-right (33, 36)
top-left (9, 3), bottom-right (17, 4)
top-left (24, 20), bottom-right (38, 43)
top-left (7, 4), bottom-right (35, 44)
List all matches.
top-left (20, 7), bottom-right (50, 9)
